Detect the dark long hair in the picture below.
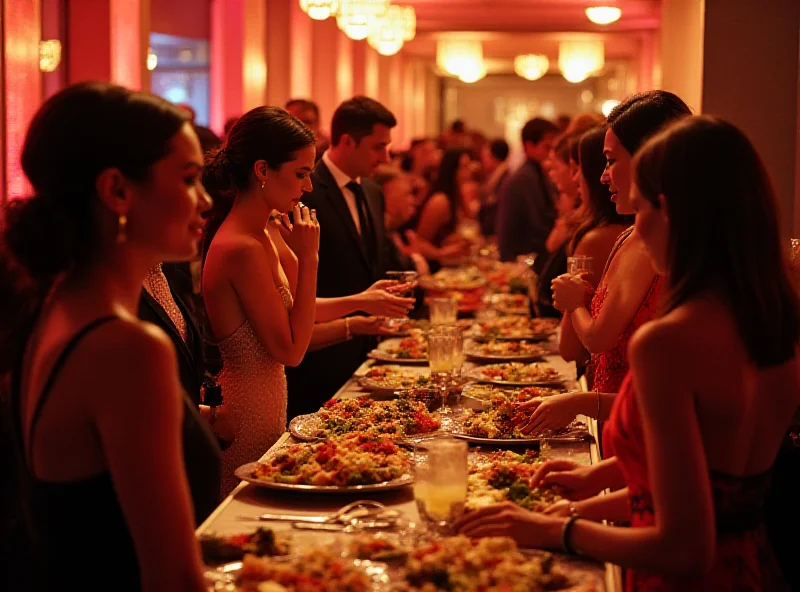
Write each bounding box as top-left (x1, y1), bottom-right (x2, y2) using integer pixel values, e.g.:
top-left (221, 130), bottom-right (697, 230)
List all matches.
top-left (633, 115), bottom-right (799, 367)
top-left (201, 106), bottom-right (315, 255)
top-left (569, 126), bottom-right (634, 253)
top-left (0, 82), bottom-right (189, 371)
top-left (429, 147), bottom-right (474, 221)
top-left (607, 90), bottom-right (692, 155)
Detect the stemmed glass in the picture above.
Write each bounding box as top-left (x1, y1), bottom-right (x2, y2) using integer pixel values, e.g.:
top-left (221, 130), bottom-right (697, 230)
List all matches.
top-left (428, 331), bottom-right (455, 415)
top-left (413, 438), bottom-right (468, 536)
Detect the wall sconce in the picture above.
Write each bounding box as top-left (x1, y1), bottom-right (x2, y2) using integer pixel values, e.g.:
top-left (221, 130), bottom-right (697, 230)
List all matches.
top-left (147, 48), bottom-right (158, 71)
top-left (39, 39), bottom-right (62, 72)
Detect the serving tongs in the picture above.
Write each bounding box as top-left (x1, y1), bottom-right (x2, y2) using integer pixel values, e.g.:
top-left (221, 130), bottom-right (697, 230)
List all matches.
top-left (239, 500), bottom-right (400, 531)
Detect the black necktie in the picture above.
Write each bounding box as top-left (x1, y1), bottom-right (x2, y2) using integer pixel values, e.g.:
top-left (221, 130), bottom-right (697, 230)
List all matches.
top-left (346, 181), bottom-right (375, 264)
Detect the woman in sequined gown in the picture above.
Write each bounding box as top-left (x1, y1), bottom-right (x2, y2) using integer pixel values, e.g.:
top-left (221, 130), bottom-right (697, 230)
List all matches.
top-left (201, 108), bottom-right (320, 494)
top-left (458, 115), bottom-right (796, 591)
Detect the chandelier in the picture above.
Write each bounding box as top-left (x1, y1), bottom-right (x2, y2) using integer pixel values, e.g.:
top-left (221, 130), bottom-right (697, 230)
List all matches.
top-left (436, 40), bottom-right (485, 83)
top-left (299, 0), bottom-right (339, 21)
top-left (39, 40), bottom-right (62, 72)
top-left (337, 0), bottom-right (390, 41)
top-left (368, 5), bottom-right (405, 56)
top-left (399, 5), bottom-right (416, 41)
top-left (513, 54), bottom-right (549, 81)
top-left (558, 40), bottom-right (604, 83)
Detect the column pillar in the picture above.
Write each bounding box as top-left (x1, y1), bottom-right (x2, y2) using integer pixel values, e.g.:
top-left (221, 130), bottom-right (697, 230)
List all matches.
top-left (658, 0), bottom-right (704, 112)
top-left (210, 0), bottom-right (266, 132)
top-left (3, 0), bottom-right (41, 199)
top-left (336, 34), bottom-right (354, 104)
top-left (310, 18), bottom-right (340, 136)
top-left (700, 0), bottom-right (800, 237)
top-left (67, 0), bottom-right (149, 90)
top-left (289, 1), bottom-right (312, 98)
top-left (265, 0), bottom-right (291, 106)
top-left (364, 46), bottom-right (379, 98)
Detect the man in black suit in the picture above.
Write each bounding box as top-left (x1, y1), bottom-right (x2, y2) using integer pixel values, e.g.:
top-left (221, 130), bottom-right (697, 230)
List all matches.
top-left (286, 96), bottom-right (397, 419)
top-left (496, 118), bottom-right (559, 262)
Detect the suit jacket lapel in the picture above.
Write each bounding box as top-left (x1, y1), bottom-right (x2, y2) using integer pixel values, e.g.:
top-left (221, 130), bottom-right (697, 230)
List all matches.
top-left (314, 161), bottom-right (372, 272)
top-left (141, 289), bottom-right (198, 389)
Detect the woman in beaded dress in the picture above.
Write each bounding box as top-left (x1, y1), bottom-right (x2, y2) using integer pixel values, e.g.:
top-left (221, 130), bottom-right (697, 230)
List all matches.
top-left (458, 115), bottom-right (795, 592)
top-left (202, 107), bottom-right (320, 495)
top-left (201, 108), bottom-right (414, 494)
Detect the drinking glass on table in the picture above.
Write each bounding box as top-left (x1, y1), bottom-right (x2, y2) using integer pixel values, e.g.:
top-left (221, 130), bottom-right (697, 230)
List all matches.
top-left (413, 438), bottom-right (468, 536)
top-left (567, 255), bottom-right (594, 277)
top-left (428, 331), bottom-right (455, 414)
top-left (432, 325), bottom-right (465, 380)
top-left (429, 297), bottom-right (458, 325)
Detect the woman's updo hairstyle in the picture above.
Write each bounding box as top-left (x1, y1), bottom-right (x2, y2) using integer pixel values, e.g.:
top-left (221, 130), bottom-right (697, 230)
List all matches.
top-left (606, 90), bottom-right (691, 155)
top-left (0, 81), bottom-right (189, 370)
top-left (202, 106), bottom-right (315, 253)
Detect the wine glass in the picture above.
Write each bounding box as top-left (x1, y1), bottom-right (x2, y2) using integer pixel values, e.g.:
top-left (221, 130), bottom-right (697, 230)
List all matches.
top-left (428, 331), bottom-right (455, 414)
top-left (413, 438), bottom-right (468, 536)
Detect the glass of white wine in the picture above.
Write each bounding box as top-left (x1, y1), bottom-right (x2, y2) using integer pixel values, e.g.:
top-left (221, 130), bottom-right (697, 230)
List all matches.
top-left (428, 331), bottom-right (455, 414)
top-left (413, 438), bottom-right (468, 536)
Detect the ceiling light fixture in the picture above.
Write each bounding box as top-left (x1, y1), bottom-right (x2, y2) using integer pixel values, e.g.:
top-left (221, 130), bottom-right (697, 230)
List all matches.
top-left (300, 0), bottom-right (339, 21)
top-left (513, 54), bottom-right (550, 81)
top-left (585, 6), bottom-right (622, 25)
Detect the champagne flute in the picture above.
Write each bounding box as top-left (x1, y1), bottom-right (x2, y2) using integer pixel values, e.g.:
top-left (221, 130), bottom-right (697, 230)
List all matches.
top-left (413, 438), bottom-right (468, 536)
top-left (428, 331), bottom-right (455, 415)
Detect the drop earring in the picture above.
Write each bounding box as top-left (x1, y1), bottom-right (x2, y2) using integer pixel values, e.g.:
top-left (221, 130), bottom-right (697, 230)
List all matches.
top-left (116, 215), bottom-right (127, 244)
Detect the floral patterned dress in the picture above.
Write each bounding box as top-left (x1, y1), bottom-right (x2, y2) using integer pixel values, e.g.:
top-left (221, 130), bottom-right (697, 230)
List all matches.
top-left (603, 373), bottom-right (788, 591)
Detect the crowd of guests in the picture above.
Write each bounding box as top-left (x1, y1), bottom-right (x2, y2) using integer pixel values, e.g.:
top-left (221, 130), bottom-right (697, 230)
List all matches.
top-left (0, 81), bottom-right (798, 592)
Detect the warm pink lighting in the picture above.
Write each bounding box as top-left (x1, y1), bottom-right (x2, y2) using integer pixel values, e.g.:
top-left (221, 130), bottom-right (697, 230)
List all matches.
top-left (4, 0), bottom-right (41, 200)
top-left (110, 0), bottom-right (142, 89)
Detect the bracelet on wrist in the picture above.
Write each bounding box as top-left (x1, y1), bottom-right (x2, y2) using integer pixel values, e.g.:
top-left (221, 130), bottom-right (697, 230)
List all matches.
top-left (561, 515), bottom-right (581, 555)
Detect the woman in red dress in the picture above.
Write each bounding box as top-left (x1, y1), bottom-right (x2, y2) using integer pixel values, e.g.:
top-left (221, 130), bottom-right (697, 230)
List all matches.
top-left (458, 115), bottom-right (797, 590)
top-left (515, 91), bottom-right (690, 437)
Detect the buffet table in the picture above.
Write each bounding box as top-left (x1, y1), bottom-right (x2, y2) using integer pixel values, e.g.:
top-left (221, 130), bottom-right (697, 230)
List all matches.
top-left (197, 352), bottom-right (623, 591)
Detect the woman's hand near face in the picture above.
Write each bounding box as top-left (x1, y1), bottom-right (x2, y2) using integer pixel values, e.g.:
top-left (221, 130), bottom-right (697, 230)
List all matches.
top-left (282, 205), bottom-right (320, 260)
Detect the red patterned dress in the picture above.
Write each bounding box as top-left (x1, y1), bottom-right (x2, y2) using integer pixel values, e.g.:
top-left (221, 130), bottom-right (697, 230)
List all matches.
top-left (585, 228), bottom-right (662, 394)
top-left (604, 373), bottom-right (788, 591)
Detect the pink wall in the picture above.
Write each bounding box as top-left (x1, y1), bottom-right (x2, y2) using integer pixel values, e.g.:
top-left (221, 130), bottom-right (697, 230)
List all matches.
top-left (4, 0), bottom-right (41, 200)
top-left (68, 0), bottom-right (112, 83)
top-left (151, 0), bottom-right (210, 38)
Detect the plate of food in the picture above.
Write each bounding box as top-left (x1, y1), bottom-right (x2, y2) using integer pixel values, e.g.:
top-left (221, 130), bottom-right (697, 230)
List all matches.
top-left (200, 528), bottom-right (290, 566)
top-left (466, 449), bottom-right (560, 511)
top-left (378, 318), bottom-right (431, 336)
top-left (235, 433), bottom-right (413, 492)
top-left (358, 365), bottom-right (432, 394)
top-left (464, 339), bottom-right (548, 363)
top-left (460, 383), bottom-right (565, 410)
top-left (396, 536), bottom-right (602, 591)
top-left (419, 266), bottom-right (487, 292)
top-left (484, 292), bottom-right (530, 315)
top-left (468, 316), bottom-right (558, 341)
top-left (206, 549), bottom-right (387, 591)
top-left (464, 362), bottom-right (566, 386)
top-left (451, 400), bottom-right (590, 445)
top-left (289, 397), bottom-right (441, 441)
top-left (368, 336), bottom-right (428, 363)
